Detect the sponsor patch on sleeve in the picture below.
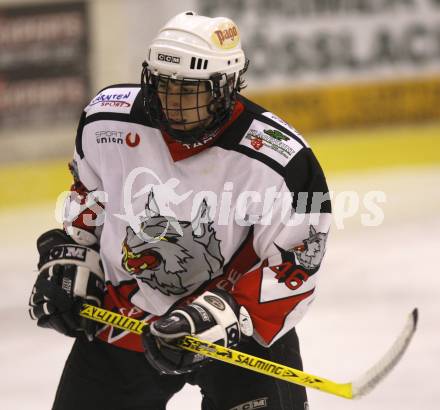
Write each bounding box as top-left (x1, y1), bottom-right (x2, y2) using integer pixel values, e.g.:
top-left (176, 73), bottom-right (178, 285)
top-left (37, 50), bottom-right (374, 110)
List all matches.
top-left (262, 112), bottom-right (309, 148)
top-left (85, 87), bottom-right (139, 117)
top-left (239, 119), bottom-right (304, 166)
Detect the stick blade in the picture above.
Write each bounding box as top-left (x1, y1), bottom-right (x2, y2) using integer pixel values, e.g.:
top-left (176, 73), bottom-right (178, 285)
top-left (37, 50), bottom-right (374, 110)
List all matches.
top-left (351, 308), bottom-right (418, 399)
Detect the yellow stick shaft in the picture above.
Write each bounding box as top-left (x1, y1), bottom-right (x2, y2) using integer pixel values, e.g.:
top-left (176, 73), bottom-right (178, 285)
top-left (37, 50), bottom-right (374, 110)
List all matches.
top-left (79, 303), bottom-right (353, 399)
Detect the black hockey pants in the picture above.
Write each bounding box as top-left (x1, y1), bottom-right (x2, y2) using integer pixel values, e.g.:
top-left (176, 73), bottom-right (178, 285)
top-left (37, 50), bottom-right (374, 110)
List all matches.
top-left (52, 328), bottom-right (308, 410)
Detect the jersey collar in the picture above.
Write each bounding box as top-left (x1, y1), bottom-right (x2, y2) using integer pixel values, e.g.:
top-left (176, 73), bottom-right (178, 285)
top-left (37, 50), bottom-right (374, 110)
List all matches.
top-left (161, 100), bottom-right (245, 162)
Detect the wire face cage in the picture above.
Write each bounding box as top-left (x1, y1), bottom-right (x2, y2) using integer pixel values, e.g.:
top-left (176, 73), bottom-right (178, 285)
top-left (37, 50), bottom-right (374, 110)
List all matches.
top-left (141, 63), bottom-right (243, 144)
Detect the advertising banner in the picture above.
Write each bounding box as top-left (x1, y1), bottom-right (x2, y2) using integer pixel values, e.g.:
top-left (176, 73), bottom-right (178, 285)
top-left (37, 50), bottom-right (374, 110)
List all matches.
top-left (0, 2), bottom-right (89, 128)
top-left (199, 0), bottom-right (440, 86)
top-left (199, 0), bottom-right (440, 131)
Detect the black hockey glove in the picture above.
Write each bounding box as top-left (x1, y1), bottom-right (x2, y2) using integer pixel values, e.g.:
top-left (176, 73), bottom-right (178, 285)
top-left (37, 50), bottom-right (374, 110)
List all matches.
top-left (29, 229), bottom-right (105, 340)
top-left (142, 290), bottom-right (253, 375)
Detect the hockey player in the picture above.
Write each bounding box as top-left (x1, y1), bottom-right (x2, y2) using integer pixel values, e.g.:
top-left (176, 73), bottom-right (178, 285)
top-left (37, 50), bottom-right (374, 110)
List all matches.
top-left (29, 11), bottom-right (331, 410)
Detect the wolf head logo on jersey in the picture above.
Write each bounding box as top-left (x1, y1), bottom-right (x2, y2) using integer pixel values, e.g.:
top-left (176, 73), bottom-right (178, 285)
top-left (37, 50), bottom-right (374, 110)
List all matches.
top-left (275, 225), bottom-right (328, 275)
top-left (121, 192), bottom-right (224, 296)
top-left (292, 226), bottom-right (328, 270)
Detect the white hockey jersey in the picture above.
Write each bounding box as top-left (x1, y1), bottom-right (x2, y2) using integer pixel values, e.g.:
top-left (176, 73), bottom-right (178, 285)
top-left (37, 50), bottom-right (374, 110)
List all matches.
top-left (65, 84), bottom-right (332, 351)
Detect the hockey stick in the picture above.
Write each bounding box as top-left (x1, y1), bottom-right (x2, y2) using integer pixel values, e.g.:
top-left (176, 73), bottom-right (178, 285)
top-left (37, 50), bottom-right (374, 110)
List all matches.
top-left (79, 303), bottom-right (418, 399)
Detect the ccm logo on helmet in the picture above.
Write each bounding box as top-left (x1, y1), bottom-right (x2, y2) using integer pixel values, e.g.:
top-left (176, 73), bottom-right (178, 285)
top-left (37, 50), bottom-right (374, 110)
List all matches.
top-left (158, 53), bottom-right (180, 64)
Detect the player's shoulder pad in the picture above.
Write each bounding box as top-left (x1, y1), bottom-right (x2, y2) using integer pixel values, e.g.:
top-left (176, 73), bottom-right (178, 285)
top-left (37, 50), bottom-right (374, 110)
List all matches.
top-left (230, 97), bottom-right (330, 213)
top-left (221, 95), bottom-right (309, 170)
top-left (75, 84), bottom-right (150, 159)
top-left (83, 83), bottom-right (148, 125)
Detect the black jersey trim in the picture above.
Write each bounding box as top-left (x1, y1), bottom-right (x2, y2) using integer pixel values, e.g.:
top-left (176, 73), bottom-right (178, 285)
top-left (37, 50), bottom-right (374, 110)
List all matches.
top-left (76, 84), bottom-right (155, 158)
top-left (82, 111), bottom-right (151, 127)
top-left (75, 111), bottom-right (87, 159)
top-left (95, 82), bottom-right (141, 93)
top-left (214, 103), bottom-right (286, 178)
top-left (214, 95), bottom-right (310, 178)
top-left (215, 94), bottom-right (331, 214)
top-left (285, 148), bottom-right (332, 214)
top-left (219, 143), bottom-right (285, 177)
top-left (84, 86), bottom-right (151, 126)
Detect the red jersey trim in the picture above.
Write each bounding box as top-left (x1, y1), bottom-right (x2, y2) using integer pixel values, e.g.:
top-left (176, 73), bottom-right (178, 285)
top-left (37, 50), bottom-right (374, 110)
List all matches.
top-left (233, 267), bottom-right (315, 345)
top-left (96, 281), bottom-right (151, 352)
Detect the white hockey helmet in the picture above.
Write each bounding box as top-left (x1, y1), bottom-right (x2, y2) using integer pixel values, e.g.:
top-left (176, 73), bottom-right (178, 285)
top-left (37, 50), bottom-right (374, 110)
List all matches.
top-left (147, 11), bottom-right (246, 85)
top-left (141, 11), bottom-right (249, 143)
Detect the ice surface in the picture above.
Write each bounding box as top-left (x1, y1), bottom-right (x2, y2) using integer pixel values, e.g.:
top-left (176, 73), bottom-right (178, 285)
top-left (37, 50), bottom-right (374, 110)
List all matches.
top-left (1, 166), bottom-right (438, 409)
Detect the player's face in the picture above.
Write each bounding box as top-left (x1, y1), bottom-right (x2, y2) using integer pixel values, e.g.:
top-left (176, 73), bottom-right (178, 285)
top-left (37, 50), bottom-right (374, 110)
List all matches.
top-left (157, 79), bottom-right (213, 131)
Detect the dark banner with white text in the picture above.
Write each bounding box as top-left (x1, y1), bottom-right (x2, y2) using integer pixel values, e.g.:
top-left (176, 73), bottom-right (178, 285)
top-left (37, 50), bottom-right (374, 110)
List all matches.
top-left (0, 1), bottom-right (89, 128)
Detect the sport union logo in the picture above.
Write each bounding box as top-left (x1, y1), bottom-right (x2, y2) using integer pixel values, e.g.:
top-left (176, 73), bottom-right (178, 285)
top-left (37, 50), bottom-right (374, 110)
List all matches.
top-left (125, 132), bottom-right (140, 147)
top-left (95, 131), bottom-right (140, 147)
